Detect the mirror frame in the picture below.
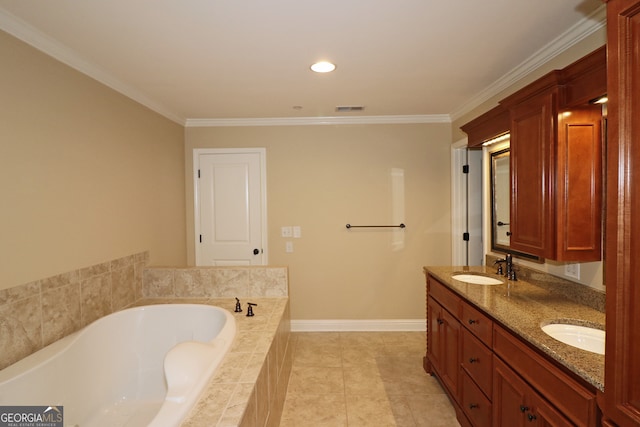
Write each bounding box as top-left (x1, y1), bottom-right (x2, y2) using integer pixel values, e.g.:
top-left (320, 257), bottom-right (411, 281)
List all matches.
top-left (489, 147), bottom-right (541, 261)
top-left (490, 148), bottom-right (511, 254)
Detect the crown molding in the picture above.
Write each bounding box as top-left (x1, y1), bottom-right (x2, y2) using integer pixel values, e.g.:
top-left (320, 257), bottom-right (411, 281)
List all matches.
top-left (449, 4), bottom-right (607, 122)
top-left (0, 8), bottom-right (184, 124)
top-left (185, 114), bottom-right (450, 127)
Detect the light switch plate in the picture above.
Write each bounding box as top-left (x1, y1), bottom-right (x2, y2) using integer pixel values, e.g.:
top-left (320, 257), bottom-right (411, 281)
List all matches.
top-left (281, 226), bottom-right (292, 238)
top-left (293, 226), bottom-right (301, 238)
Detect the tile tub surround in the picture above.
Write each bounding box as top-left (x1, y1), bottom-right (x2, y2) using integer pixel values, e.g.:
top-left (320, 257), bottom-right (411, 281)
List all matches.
top-left (0, 251), bottom-right (148, 370)
top-left (143, 266), bottom-right (289, 299)
top-left (136, 297), bottom-right (292, 427)
top-left (425, 266), bottom-right (605, 391)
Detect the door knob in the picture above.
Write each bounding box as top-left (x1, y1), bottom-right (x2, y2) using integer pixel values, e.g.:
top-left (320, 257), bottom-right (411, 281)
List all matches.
top-left (253, 248), bottom-right (260, 255)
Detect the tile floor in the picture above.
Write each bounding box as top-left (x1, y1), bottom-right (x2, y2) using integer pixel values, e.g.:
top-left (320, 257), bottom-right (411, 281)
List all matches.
top-left (279, 331), bottom-right (461, 427)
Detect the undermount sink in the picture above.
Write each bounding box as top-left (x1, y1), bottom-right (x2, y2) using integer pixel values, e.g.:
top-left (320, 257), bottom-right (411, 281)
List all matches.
top-left (541, 323), bottom-right (605, 355)
top-left (451, 274), bottom-right (503, 285)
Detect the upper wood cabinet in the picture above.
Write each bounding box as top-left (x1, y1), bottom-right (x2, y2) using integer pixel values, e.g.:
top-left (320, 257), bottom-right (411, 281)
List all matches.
top-left (498, 47), bottom-right (606, 261)
top-left (502, 82), bottom-right (559, 258)
top-left (600, 1), bottom-right (640, 426)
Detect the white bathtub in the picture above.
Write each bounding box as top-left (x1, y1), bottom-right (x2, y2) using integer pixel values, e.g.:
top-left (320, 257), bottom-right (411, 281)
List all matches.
top-left (0, 304), bottom-right (236, 426)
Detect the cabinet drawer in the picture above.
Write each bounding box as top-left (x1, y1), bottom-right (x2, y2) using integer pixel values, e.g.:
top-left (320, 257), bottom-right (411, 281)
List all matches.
top-left (462, 329), bottom-right (492, 398)
top-left (493, 325), bottom-right (598, 427)
top-left (462, 371), bottom-right (492, 427)
top-left (461, 300), bottom-right (493, 346)
top-left (428, 275), bottom-right (461, 317)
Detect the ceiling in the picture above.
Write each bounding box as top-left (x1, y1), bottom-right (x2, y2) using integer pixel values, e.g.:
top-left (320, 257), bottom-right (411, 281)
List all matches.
top-left (0, 1), bottom-right (604, 125)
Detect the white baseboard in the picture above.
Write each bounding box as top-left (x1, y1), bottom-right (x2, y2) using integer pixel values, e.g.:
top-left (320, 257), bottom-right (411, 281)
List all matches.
top-left (291, 319), bottom-right (426, 332)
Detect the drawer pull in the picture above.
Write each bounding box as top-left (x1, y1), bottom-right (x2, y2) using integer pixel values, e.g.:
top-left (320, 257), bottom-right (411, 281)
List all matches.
top-left (527, 413), bottom-right (537, 422)
top-left (469, 357), bottom-right (478, 363)
top-left (520, 405), bottom-right (529, 413)
top-left (469, 404), bottom-right (479, 410)
top-left (468, 319), bottom-right (478, 325)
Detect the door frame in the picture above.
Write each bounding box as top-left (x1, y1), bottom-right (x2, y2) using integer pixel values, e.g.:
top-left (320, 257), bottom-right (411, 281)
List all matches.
top-left (451, 138), bottom-right (483, 266)
top-left (193, 147), bottom-right (268, 265)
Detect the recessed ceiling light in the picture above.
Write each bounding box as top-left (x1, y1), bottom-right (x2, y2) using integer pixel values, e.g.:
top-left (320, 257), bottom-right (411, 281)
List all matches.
top-left (310, 61), bottom-right (336, 73)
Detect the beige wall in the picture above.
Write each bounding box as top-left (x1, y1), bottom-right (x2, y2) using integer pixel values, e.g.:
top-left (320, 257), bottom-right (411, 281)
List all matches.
top-left (186, 124), bottom-right (452, 320)
top-left (0, 30), bottom-right (187, 291)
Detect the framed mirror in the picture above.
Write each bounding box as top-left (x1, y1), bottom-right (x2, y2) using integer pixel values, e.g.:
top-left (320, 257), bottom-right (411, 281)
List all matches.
top-left (490, 148), bottom-right (511, 253)
top-left (490, 147), bottom-right (541, 261)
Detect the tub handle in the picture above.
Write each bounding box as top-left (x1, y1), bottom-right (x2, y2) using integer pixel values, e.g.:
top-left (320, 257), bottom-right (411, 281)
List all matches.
top-left (247, 302), bottom-right (257, 317)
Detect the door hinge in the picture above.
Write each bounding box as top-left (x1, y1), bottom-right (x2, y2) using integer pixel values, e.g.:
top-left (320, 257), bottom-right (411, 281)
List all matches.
top-left (463, 232), bottom-right (470, 241)
top-left (462, 165), bottom-right (469, 174)
top-left (197, 169), bottom-right (201, 178)
top-left (199, 234), bottom-right (202, 243)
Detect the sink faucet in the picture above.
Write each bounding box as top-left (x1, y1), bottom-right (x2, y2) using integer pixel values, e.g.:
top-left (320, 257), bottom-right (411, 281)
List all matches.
top-left (505, 253), bottom-right (513, 277)
top-left (505, 254), bottom-right (518, 281)
top-left (494, 254), bottom-right (517, 280)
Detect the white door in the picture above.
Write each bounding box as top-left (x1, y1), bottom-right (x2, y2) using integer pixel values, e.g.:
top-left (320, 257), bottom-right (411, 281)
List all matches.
top-left (194, 148), bottom-right (267, 266)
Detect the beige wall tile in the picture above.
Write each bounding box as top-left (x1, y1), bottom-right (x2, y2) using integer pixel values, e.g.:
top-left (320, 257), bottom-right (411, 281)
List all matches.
top-left (111, 264), bottom-right (135, 310)
top-left (80, 273), bottom-right (112, 326)
top-left (42, 282), bottom-right (81, 346)
top-left (0, 295), bottom-right (42, 369)
top-left (143, 268), bottom-right (174, 297)
top-left (0, 281), bottom-right (39, 306)
top-left (175, 268), bottom-right (206, 297)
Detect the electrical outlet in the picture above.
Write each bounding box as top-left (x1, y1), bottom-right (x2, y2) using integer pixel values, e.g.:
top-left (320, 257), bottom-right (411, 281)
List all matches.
top-left (285, 241), bottom-right (294, 253)
top-left (565, 263), bottom-right (580, 280)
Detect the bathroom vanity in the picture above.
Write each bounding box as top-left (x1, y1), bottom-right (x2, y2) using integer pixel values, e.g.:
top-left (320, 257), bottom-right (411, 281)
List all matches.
top-left (423, 266), bottom-right (604, 427)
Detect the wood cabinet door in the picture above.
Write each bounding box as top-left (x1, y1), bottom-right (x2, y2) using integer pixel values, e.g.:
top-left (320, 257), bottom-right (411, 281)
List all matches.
top-left (555, 105), bottom-right (603, 261)
top-left (529, 394), bottom-right (574, 427)
top-left (427, 296), bottom-right (461, 400)
top-left (493, 356), bottom-right (528, 427)
top-left (509, 92), bottom-right (557, 258)
top-left (441, 308), bottom-right (461, 399)
top-left (603, 0), bottom-right (640, 426)
top-left (494, 357), bottom-right (572, 427)
top-left (426, 297), bottom-right (443, 374)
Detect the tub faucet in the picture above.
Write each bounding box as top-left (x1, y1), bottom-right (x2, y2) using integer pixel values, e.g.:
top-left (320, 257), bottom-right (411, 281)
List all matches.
top-left (246, 302), bottom-right (257, 317)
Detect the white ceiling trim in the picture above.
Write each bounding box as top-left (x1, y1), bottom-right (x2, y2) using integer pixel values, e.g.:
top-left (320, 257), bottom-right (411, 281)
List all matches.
top-left (449, 4), bottom-right (607, 122)
top-left (185, 115), bottom-right (451, 127)
top-left (0, 7), bottom-right (184, 124)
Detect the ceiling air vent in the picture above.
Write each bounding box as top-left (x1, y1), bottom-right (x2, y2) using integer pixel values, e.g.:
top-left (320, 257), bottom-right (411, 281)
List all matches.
top-left (335, 105), bottom-right (365, 112)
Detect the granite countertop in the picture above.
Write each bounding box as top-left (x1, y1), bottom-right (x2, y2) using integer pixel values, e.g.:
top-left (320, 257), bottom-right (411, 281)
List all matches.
top-left (424, 265), bottom-right (605, 391)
